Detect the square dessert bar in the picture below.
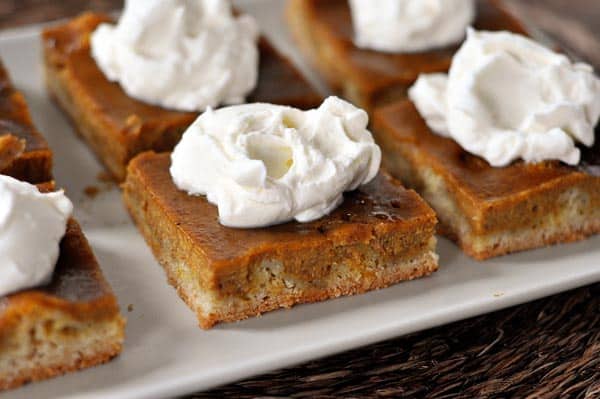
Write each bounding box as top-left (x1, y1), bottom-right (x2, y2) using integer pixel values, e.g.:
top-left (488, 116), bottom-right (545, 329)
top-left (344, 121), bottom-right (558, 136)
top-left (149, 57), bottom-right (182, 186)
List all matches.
top-left (373, 100), bottom-right (600, 260)
top-left (0, 188), bottom-right (125, 390)
top-left (0, 60), bottom-right (52, 183)
top-left (123, 152), bottom-right (439, 329)
top-left (0, 62), bottom-right (124, 390)
top-left (286, 0), bottom-right (526, 112)
top-left (42, 13), bottom-right (323, 181)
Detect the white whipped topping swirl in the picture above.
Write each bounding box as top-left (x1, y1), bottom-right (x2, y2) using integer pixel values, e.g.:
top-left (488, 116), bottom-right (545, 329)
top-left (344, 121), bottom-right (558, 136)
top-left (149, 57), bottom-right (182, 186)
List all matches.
top-left (409, 29), bottom-right (600, 166)
top-left (349, 0), bottom-right (475, 53)
top-left (0, 176), bottom-right (73, 297)
top-left (91, 0), bottom-right (259, 112)
top-left (170, 96), bottom-right (381, 228)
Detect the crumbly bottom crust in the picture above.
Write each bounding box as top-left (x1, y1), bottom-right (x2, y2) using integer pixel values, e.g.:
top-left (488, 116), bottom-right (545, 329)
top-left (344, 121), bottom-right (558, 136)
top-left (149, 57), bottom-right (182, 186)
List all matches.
top-left (170, 245), bottom-right (438, 329)
top-left (0, 311), bottom-right (124, 391)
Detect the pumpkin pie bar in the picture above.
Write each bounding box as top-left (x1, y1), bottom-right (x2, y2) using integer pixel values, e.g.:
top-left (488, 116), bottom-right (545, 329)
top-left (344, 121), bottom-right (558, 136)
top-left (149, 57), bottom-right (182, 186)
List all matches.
top-left (0, 63), bottom-right (125, 390)
top-left (42, 13), bottom-right (322, 181)
top-left (373, 100), bottom-right (600, 260)
top-left (123, 152), bottom-right (439, 329)
top-left (0, 214), bottom-right (126, 391)
top-left (0, 60), bottom-right (52, 183)
top-left (286, 0), bottom-right (526, 111)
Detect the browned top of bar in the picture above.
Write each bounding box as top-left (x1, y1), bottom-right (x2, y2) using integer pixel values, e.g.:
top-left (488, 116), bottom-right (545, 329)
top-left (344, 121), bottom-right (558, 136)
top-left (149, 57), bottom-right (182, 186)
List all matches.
top-left (41, 13), bottom-right (322, 136)
top-left (127, 152), bottom-right (436, 266)
top-left (0, 61), bottom-right (49, 153)
top-left (0, 217), bottom-right (121, 343)
top-left (304, 0), bottom-right (527, 92)
top-left (374, 100), bottom-right (596, 202)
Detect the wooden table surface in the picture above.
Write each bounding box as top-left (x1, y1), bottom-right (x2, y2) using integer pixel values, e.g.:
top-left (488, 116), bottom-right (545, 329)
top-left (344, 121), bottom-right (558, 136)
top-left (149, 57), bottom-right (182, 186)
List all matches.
top-left (1, 1), bottom-right (598, 398)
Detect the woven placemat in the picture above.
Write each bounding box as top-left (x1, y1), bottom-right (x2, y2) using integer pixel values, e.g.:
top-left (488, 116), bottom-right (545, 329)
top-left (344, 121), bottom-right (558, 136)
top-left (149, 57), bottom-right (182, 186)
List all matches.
top-left (195, 283), bottom-right (599, 398)
top-left (1, 1), bottom-right (598, 398)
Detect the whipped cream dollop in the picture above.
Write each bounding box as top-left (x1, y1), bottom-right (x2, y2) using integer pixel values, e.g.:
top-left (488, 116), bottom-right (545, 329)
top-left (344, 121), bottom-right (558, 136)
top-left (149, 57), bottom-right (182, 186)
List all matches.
top-left (0, 176), bottom-right (73, 297)
top-left (170, 96), bottom-right (381, 228)
top-left (349, 0), bottom-right (475, 53)
top-left (91, 0), bottom-right (259, 112)
top-left (409, 29), bottom-right (600, 166)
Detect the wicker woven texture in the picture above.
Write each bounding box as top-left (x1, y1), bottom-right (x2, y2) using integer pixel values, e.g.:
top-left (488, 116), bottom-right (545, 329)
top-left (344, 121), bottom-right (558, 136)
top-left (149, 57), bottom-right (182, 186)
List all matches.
top-left (1, 1), bottom-right (598, 398)
top-left (196, 284), bottom-right (599, 398)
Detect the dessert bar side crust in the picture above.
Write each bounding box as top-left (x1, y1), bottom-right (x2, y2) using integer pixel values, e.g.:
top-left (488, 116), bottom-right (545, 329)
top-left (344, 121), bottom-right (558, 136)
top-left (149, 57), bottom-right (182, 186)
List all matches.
top-left (0, 314), bottom-right (123, 391)
top-left (172, 244), bottom-right (438, 329)
top-left (286, 0), bottom-right (527, 111)
top-left (44, 58), bottom-right (143, 181)
top-left (123, 152), bottom-right (438, 328)
top-left (42, 13), bottom-right (322, 181)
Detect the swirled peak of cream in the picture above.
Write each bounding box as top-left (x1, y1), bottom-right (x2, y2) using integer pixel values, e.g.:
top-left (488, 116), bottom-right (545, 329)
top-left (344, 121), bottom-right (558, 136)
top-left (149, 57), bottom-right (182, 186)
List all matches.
top-left (90, 0), bottom-right (259, 112)
top-left (170, 96), bottom-right (382, 228)
top-left (409, 29), bottom-right (600, 167)
top-left (0, 176), bottom-right (73, 297)
top-left (349, 0), bottom-right (475, 53)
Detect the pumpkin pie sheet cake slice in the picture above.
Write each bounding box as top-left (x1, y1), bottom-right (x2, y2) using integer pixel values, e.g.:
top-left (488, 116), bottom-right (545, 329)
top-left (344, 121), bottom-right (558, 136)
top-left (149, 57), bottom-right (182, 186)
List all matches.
top-left (124, 152), bottom-right (439, 329)
top-left (0, 62), bottom-right (125, 392)
top-left (123, 95), bottom-right (439, 329)
top-left (373, 100), bottom-right (600, 260)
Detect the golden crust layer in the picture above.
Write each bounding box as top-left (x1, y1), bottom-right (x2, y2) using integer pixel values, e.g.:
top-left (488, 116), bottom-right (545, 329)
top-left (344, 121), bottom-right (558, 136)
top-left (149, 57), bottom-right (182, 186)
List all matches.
top-left (123, 152), bottom-right (439, 328)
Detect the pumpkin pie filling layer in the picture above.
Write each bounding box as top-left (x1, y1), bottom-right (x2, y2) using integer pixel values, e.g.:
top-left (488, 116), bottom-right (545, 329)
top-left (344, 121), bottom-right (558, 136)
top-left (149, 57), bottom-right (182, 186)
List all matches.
top-left (42, 13), bottom-right (323, 181)
top-left (0, 217), bottom-right (125, 391)
top-left (123, 152), bottom-right (439, 329)
top-left (0, 60), bottom-right (52, 183)
top-left (286, 0), bottom-right (526, 111)
top-left (373, 100), bottom-right (600, 260)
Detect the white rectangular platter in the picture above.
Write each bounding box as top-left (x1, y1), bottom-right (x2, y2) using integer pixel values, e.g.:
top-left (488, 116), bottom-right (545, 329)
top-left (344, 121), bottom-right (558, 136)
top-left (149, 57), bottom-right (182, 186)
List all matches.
top-left (2, 1), bottom-right (599, 398)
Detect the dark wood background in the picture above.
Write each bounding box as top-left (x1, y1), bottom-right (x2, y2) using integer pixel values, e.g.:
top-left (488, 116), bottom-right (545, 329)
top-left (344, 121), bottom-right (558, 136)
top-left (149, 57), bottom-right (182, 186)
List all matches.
top-left (1, 1), bottom-right (598, 398)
